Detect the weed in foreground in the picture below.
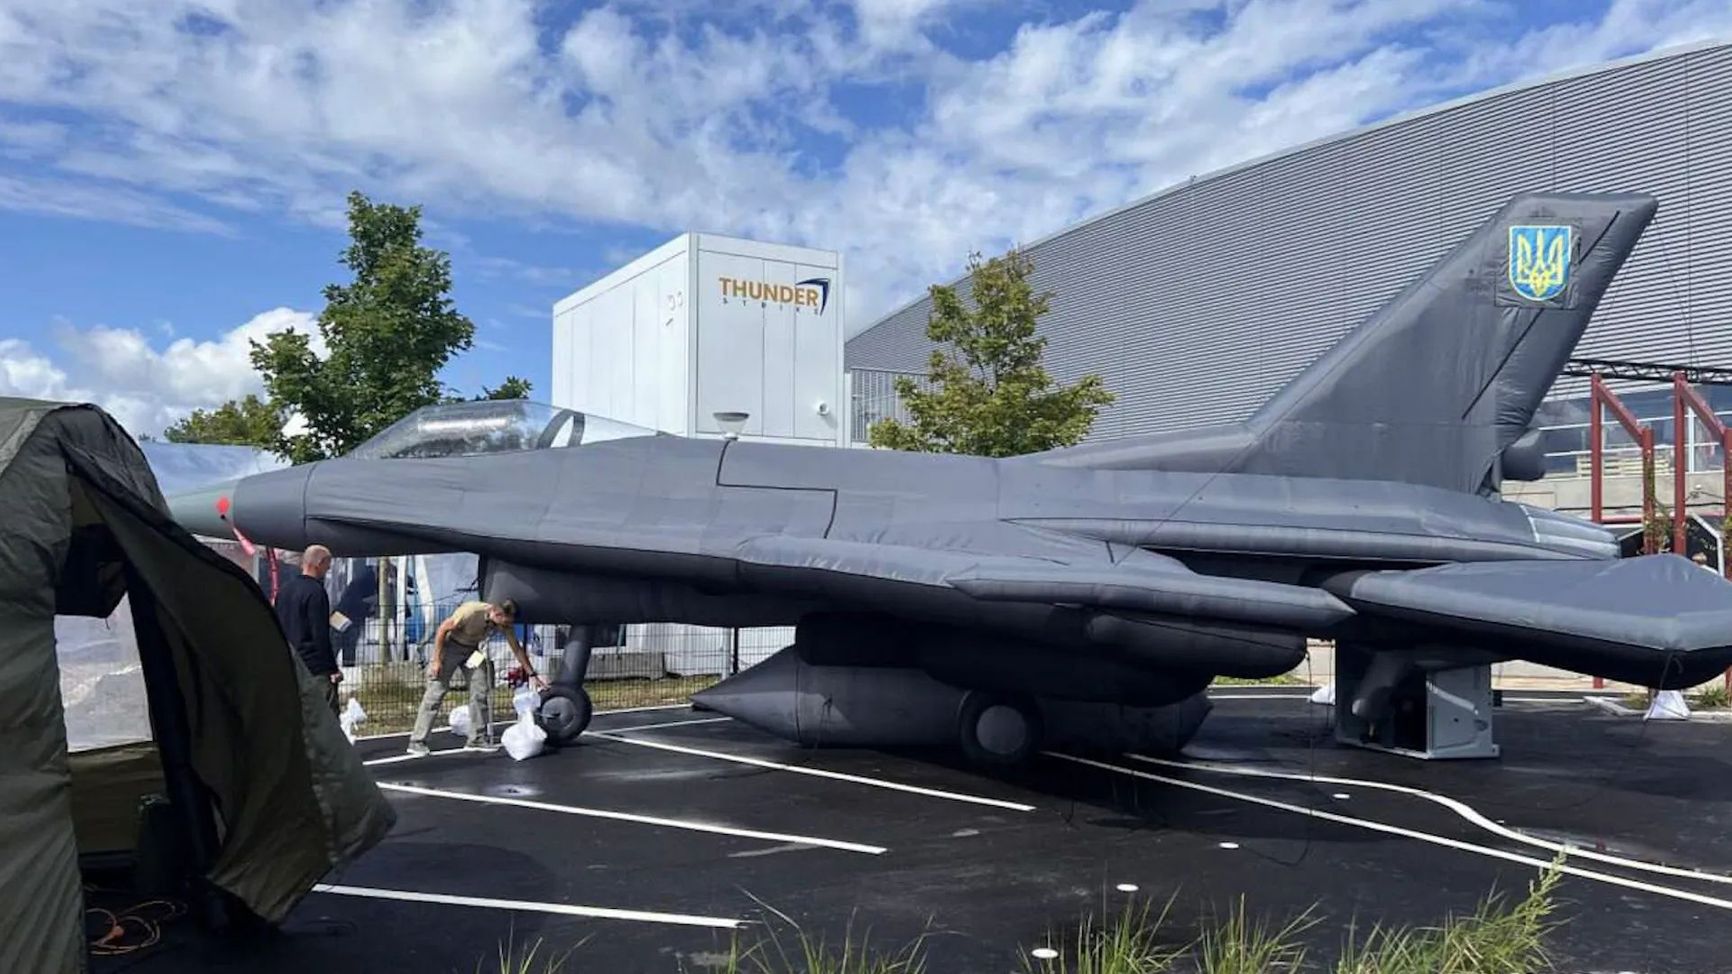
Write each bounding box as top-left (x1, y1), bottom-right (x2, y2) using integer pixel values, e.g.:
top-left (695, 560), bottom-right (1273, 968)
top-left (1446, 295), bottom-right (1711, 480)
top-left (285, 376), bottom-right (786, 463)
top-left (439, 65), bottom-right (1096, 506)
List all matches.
top-left (1192, 898), bottom-right (1314, 974)
top-left (1021, 894), bottom-right (1182, 974)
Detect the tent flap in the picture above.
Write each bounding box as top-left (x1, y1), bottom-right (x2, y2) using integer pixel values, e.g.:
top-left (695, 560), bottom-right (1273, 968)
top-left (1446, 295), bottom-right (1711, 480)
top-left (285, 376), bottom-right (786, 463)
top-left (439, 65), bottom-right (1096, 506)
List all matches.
top-left (0, 399), bottom-right (394, 974)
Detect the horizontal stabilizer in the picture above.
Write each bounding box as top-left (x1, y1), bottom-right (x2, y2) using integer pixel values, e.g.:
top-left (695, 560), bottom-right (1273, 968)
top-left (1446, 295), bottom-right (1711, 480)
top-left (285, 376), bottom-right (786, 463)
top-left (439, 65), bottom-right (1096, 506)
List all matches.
top-left (1329, 555), bottom-right (1732, 687)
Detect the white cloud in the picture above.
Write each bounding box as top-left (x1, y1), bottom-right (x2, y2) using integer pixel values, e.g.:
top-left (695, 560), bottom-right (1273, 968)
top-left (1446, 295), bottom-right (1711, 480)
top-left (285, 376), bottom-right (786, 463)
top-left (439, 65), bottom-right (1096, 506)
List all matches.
top-left (0, 0), bottom-right (1729, 326)
top-left (0, 308), bottom-right (319, 436)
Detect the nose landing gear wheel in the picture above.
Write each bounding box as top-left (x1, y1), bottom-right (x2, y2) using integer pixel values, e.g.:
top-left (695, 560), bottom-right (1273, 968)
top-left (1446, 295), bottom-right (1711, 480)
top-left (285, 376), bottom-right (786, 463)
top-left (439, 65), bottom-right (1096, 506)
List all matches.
top-left (958, 691), bottom-right (1042, 767)
top-left (538, 685), bottom-right (593, 745)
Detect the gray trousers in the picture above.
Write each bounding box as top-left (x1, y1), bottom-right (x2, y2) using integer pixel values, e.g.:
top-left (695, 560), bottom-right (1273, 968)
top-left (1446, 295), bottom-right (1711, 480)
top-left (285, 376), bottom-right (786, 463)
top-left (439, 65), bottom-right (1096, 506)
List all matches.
top-left (409, 646), bottom-right (494, 746)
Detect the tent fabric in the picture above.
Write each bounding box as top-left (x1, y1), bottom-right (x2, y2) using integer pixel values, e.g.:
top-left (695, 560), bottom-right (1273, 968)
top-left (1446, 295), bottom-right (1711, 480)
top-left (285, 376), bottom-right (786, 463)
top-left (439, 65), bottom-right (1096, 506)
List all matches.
top-left (0, 398), bottom-right (395, 974)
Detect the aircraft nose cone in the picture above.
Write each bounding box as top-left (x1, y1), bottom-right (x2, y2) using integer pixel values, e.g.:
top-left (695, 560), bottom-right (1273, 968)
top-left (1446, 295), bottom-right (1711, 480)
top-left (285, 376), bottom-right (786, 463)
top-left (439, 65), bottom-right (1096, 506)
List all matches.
top-left (692, 647), bottom-right (802, 739)
top-left (167, 479), bottom-right (241, 540)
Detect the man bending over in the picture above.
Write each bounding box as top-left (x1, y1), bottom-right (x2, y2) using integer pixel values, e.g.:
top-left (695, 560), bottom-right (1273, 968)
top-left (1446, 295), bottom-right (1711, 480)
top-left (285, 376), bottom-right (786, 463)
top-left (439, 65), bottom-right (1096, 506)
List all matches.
top-left (407, 599), bottom-right (547, 756)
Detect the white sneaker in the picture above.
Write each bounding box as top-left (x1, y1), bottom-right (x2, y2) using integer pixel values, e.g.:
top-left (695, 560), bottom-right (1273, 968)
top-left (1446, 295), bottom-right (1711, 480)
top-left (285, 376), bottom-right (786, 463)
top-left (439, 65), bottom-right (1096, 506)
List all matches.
top-left (405, 742), bottom-right (431, 757)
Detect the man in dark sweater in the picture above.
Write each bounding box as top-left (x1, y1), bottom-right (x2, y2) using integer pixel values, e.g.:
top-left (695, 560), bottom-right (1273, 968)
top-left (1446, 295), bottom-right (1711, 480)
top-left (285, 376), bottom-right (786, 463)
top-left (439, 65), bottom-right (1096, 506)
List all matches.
top-left (276, 544), bottom-right (341, 714)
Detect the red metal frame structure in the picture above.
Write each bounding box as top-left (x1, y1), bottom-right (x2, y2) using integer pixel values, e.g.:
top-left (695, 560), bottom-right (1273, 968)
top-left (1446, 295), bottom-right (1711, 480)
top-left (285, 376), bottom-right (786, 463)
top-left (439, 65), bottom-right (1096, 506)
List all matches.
top-left (1671, 371), bottom-right (1732, 570)
top-left (1588, 373), bottom-right (1657, 552)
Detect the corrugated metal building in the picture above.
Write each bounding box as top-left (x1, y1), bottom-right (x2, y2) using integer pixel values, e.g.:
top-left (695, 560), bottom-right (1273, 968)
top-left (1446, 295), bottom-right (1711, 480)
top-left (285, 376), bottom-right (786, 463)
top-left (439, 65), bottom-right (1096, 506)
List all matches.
top-left (845, 41), bottom-right (1732, 482)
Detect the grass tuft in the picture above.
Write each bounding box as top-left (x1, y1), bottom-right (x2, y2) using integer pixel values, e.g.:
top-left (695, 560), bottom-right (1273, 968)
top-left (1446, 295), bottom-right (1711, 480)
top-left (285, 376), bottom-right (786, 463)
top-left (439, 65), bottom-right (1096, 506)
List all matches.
top-left (1210, 674), bottom-right (1306, 687)
top-left (1336, 856), bottom-right (1563, 974)
top-left (1021, 893), bottom-right (1182, 974)
top-left (1192, 898), bottom-right (1313, 974)
top-left (1691, 681), bottom-right (1731, 710)
top-left (708, 901), bottom-right (930, 974)
top-left (478, 930), bottom-right (580, 974)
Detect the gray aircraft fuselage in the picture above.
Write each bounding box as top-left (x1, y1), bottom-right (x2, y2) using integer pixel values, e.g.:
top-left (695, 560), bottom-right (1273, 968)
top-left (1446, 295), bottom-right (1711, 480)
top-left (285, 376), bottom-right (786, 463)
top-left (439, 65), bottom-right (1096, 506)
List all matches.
top-left (168, 190), bottom-right (1732, 757)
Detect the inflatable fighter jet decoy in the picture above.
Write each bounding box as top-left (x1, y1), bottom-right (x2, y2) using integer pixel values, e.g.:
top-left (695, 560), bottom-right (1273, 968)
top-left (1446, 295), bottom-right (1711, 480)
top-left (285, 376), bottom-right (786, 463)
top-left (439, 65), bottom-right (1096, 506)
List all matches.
top-left (171, 192), bottom-right (1732, 763)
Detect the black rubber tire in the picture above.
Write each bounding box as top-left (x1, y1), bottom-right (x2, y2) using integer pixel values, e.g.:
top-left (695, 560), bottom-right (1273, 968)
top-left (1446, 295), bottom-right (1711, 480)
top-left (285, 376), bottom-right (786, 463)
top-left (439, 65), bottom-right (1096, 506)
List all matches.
top-left (957, 691), bottom-right (1043, 767)
top-left (538, 685), bottom-right (593, 745)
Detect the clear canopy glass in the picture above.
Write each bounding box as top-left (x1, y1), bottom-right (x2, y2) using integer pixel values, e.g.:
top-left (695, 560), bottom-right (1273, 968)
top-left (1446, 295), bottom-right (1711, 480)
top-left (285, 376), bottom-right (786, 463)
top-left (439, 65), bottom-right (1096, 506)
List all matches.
top-left (348, 400), bottom-right (655, 460)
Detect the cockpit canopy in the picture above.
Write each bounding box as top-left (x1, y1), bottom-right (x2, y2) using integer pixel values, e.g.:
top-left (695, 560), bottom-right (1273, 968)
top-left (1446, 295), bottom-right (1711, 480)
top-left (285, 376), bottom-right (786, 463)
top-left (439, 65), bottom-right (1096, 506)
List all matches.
top-left (348, 400), bottom-right (655, 460)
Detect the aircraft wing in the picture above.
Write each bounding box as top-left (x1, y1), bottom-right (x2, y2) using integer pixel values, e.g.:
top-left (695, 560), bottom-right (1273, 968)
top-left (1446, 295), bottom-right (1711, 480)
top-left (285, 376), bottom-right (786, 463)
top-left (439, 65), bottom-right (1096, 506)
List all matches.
top-left (1327, 554), bottom-right (1732, 686)
top-left (731, 532), bottom-right (1354, 632)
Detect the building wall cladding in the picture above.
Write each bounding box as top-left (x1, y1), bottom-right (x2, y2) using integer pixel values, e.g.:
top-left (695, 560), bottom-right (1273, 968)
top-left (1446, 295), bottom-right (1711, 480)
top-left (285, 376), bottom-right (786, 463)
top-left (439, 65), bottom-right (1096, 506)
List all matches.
top-left (845, 42), bottom-right (1732, 442)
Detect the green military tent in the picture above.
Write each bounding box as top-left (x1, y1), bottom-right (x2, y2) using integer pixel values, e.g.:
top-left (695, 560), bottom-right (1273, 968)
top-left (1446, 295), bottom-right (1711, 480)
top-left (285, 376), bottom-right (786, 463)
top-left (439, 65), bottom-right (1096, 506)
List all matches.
top-left (0, 399), bottom-right (396, 973)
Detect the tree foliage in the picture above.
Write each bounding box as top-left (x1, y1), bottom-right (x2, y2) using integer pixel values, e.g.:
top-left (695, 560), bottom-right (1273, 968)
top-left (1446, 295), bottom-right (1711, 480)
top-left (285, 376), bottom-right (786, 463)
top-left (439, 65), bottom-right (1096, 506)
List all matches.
top-left (163, 394), bottom-right (284, 446)
top-left (251, 191), bottom-right (477, 462)
top-left (478, 375), bottom-right (533, 400)
top-left (868, 249), bottom-right (1113, 457)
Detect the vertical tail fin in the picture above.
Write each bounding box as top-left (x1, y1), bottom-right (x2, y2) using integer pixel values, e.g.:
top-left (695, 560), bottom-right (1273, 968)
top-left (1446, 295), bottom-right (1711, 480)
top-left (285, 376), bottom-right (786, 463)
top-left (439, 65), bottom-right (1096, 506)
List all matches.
top-left (1240, 191), bottom-right (1655, 492)
top-left (1035, 192), bottom-right (1657, 494)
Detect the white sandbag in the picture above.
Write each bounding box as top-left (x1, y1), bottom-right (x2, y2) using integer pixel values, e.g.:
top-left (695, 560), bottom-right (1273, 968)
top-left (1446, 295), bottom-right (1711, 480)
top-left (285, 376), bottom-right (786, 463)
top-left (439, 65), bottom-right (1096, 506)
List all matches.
top-left (1309, 683), bottom-right (1336, 706)
top-left (512, 686), bottom-right (540, 719)
top-left (448, 703), bottom-right (473, 738)
top-left (502, 713), bottom-right (547, 761)
top-left (340, 696), bottom-right (368, 743)
top-left (1646, 689), bottom-right (1691, 721)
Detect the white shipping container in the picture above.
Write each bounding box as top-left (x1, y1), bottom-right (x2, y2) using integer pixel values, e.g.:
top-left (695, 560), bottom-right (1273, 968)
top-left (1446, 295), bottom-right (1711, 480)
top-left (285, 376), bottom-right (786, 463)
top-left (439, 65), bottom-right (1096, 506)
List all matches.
top-left (552, 233), bottom-right (845, 445)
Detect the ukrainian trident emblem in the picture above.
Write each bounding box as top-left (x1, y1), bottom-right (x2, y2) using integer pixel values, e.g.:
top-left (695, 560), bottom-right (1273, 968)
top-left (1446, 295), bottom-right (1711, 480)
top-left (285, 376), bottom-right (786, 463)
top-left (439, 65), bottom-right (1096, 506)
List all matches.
top-left (1508, 225), bottom-right (1572, 302)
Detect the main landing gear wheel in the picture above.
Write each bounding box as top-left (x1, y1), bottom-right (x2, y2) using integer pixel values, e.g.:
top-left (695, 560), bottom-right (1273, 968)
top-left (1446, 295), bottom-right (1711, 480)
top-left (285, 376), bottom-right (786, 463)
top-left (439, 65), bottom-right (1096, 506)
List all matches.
top-left (538, 685), bottom-right (593, 745)
top-left (957, 691), bottom-right (1043, 767)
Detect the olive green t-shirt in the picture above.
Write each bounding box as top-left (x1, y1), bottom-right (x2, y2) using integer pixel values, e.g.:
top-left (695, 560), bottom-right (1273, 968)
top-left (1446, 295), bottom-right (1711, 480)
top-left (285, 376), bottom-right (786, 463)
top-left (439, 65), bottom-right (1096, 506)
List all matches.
top-left (446, 600), bottom-right (497, 648)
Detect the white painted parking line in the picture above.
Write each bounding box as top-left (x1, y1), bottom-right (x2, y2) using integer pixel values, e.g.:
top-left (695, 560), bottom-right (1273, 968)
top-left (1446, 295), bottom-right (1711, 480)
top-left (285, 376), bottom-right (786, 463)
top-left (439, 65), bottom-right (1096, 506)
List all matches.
top-left (587, 732), bottom-right (1036, 812)
top-left (363, 748), bottom-right (481, 768)
top-left (376, 781), bottom-right (887, 854)
top-left (1131, 754), bottom-right (1732, 888)
top-left (354, 703), bottom-right (694, 741)
top-left (311, 883), bottom-right (744, 929)
top-left (1048, 752), bottom-right (1732, 913)
top-left (598, 716), bottom-right (734, 734)
top-left (1206, 693), bottom-right (1313, 700)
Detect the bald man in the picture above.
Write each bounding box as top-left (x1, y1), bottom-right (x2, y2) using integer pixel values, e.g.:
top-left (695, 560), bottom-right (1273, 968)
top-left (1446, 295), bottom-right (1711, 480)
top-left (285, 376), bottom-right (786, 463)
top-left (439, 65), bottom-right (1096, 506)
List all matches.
top-left (276, 544), bottom-right (342, 715)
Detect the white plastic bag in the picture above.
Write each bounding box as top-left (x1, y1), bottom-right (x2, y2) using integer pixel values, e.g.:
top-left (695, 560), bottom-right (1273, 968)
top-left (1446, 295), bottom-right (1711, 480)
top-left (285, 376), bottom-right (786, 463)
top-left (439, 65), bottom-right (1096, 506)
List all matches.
top-left (448, 703), bottom-right (473, 739)
top-left (501, 712), bottom-right (547, 761)
top-left (512, 686), bottom-right (540, 719)
top-left (340, 696), bottom-right (367, 743)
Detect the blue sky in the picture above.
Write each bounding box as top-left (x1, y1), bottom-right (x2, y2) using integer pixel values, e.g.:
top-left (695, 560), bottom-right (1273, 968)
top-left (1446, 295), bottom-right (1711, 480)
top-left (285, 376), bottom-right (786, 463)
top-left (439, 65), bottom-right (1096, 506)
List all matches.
top-left (1, 0), bottom-right (1728, 436)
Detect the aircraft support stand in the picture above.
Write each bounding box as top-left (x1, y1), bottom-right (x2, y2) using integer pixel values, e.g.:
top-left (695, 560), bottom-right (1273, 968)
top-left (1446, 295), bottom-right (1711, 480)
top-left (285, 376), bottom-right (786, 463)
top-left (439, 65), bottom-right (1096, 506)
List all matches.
top-left (1331, 642), bottom-right (1500, 760)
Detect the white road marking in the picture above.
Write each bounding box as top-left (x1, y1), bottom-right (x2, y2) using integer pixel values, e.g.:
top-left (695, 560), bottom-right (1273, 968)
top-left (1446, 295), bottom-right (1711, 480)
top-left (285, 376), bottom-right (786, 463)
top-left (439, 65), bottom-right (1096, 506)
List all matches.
top-left (363, 748), bottom-right (480, 768)
top-left (587, 732), bottom-right (1036, 811)
top-left (376, 781), bottom-right (886, 855)
top-left (1206, 693), bottom-right (1617, 704)
top-left (1131, 754), bottom-right (1732, 888)
top-left (311, 883), bottom-right (743, 929)
top-left (1050, 752), bottom-right (1732, 913)
top-left (354, 703), bottom-right (695, 741)
top-left (599, 716), bottom-right (733, 734)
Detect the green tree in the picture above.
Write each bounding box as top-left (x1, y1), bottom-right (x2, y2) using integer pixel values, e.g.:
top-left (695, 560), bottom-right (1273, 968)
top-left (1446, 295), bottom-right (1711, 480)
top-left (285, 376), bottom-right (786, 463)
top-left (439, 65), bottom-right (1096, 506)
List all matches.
top-left (251, 191), bottom-right (476, 462)
top-left (477, 375), bottom-right (533, 400)
top-left (163, 394), bottom-right (283, 447)
top-left (868, 249), bottom-right (1113, 457)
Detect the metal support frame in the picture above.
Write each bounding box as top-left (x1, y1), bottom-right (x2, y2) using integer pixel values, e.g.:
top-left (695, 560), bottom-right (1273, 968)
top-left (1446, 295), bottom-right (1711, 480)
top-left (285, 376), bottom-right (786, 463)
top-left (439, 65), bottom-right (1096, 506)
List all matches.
top-left (1670, 371), bottom-right (1732, 570)
top-left (1566, 357), bottom-right (1732, 386)
top-left (1588, 372), bottom-right (1658, 551)
top-left (1331, 643), bottom-right (1500, 760)
top-left (1587, 371), bottom-right (1732, 693)
top-left (1670, 373), bottom-right (1732, 694)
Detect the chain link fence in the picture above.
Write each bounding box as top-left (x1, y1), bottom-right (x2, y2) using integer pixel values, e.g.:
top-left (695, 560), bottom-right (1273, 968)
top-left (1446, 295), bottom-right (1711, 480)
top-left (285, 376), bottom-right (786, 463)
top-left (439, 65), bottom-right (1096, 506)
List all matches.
top-left (338, 602), bottom-right (793, 735)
